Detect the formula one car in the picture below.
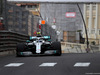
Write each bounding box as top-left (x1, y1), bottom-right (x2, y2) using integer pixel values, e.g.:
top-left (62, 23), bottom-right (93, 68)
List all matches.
top-left (16, 36), bottom-right (62, 56)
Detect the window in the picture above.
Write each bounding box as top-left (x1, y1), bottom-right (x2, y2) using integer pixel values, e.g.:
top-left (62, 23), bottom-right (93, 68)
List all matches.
top-left (99, 30), bottom-right (100, 35)
top-left (91, 30), bottom-right (95, 34)
top-left (22, 21), bottom-right (26, 25)
top-left (92, 18), bottom-right (95, 29)
top-left (93, 6), bottom-right (96, 10)
top-left (8, 21), bottom-right (13, 25)
top-left (86, 6), bottom-right (89, 10)
top-left (22, 29), bottom-right (26, 32)
top-left (28, 5), bottom-right (33, 8)
top-left (86, 4), bottom-right (90, 6)
top-left (21, 5), bottom-right (26, 8)
top-left (93, 4), bottom-right (96, 6)
top-left (86, 18), bottom-right (89, 28)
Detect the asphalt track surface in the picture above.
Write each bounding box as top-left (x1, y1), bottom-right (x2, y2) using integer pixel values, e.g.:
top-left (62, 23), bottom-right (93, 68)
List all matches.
top-left (0, 53), bottom-right (100, 75)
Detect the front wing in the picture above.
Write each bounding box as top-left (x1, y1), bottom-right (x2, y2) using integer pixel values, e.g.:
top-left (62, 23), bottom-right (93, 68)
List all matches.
top-left (16, 50), bottom-right (59, 56)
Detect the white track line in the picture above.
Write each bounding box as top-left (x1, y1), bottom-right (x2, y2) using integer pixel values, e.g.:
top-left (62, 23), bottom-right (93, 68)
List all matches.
top-left (86, 73), bottom-right (100, 75)
top-left (5, 63), bottom-right (24, 67)
top-left (74, 62), bottom-right (90, 67)
top-left (39, 62), bottom-right (57, 67)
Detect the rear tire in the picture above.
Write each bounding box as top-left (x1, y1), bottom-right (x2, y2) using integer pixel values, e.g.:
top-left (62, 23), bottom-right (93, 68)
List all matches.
top-left (16, 43), bottom-right (25, 57)
top-left (51, 42), bottom-right (62, 56)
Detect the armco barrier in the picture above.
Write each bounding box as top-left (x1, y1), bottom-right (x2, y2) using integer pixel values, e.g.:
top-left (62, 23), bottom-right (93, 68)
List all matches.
top-left (0, 31), bottom-right (29, 52)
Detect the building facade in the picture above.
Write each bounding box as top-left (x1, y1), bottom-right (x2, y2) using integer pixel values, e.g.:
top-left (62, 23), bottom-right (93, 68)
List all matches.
top-left (1, 1), bottom-right (40, 36)
top-left (15, 3), bottom-right (40, 16)
top-left (83, 4), bottom-right (100, 44)
top-left (7, 3), bottom-right (29, 35)
top-left (13, 3), bottom-right (40, 36)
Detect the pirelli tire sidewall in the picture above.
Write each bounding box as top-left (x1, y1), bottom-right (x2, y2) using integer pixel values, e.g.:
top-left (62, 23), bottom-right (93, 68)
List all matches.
top-left (16, 43), bottom-right (26, 57)
top-left (51, 42), bottom-right (62, 56)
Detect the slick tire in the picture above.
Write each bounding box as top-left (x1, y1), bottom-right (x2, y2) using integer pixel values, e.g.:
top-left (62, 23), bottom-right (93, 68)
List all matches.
top-left (16, 43), bottom-right (25, 57)
top-left (51, 42), bottom-right (62, 56)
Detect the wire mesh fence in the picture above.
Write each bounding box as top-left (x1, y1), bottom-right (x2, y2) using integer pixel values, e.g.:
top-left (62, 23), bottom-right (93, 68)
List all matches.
top-left (41, 24), bottom-right (57, 42)
top-left (0, 0), bottom-right (3, 16)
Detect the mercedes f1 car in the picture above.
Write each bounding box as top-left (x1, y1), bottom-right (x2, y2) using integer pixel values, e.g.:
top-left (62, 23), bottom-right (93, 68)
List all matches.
top-left (16, 36), bottom-right (62, 56)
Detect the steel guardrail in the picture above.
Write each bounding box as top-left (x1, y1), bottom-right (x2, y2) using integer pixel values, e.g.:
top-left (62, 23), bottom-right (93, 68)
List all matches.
top-left (0, 31), bottom-right (29, 52)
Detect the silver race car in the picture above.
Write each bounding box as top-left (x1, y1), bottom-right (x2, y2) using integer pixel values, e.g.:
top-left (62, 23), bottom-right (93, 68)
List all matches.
top-left (16, 36), bottom-right (62, 56)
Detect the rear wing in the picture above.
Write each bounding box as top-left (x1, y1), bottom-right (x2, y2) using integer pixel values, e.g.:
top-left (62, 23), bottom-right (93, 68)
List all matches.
top-left (29, 36), bottom-right (51, 40)
top-left (43, 36), bottom-right (51, 39)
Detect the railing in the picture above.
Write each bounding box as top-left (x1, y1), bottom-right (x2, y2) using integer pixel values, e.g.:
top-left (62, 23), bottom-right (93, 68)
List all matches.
top-left (0, 31), bottom-right (29, 52)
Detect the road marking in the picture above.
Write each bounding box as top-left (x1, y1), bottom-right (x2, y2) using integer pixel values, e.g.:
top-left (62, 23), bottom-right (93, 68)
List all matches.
top-left (74, 62), bottom-right (90, 67)
top-left (39, 62), bottom-right (57, 67)
top-left (86, 73), bottom-right (100, 75)
top-left (5, 63), bottom-right (24, 67)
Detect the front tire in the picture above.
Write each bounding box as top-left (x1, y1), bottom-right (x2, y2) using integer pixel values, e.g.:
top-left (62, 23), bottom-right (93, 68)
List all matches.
top-left (16, 43), bottom-right (25, 57)
top-left (51, 42), bottom-right (62, 56)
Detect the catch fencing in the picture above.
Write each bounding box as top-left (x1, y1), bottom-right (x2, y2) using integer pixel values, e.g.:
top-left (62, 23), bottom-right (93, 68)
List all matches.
top-left (41, 24), bottom-right (57, 42)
